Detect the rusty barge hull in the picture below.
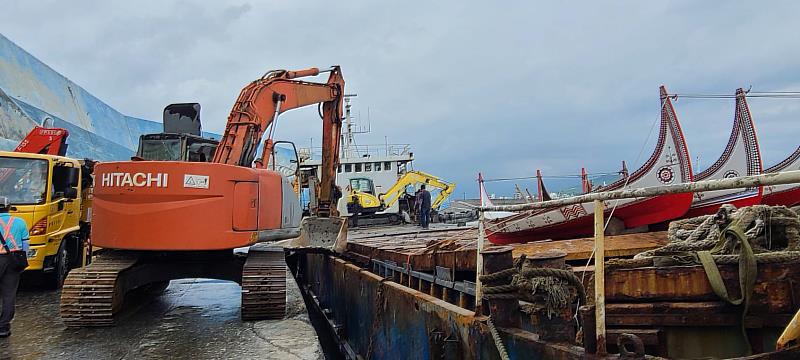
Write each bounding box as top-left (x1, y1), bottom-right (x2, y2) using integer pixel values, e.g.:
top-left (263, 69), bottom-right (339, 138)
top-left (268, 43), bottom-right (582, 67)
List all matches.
top-left (288, 252), bottom-right (586, 359)
top-left (290, 225), bottom-right (800, 359)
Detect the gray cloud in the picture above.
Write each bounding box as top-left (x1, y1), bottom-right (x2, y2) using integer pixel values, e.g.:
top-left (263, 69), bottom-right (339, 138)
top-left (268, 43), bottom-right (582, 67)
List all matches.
top-left (2, 1), bottom-right (799, 196)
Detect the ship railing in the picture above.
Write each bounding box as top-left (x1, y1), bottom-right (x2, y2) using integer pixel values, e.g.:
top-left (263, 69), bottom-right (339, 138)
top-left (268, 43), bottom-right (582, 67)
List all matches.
top-left (299, 143), bottom-right (412, 160)
top-left (475, 170), bottom-right (800, 355)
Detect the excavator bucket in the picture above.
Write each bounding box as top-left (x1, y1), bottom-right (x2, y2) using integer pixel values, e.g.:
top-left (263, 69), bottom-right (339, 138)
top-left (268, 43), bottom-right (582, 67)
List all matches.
top-left (290, 217), bottom-right (348, 253)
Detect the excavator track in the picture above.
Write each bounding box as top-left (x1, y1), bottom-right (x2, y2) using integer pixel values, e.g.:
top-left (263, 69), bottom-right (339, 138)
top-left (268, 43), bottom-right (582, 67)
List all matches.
top-left (241, 246), bottom-right (287, 321)
top-left (60, 251), bottom-right (138, 327)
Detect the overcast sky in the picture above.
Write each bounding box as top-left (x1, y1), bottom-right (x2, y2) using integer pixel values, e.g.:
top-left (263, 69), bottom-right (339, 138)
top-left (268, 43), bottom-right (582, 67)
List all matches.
top-left (2, 1), bottom-right (799, 197)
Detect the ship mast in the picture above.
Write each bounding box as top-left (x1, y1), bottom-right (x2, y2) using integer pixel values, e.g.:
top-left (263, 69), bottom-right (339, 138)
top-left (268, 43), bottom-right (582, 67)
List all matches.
top-left (341, 94), bottom-right (358, 159)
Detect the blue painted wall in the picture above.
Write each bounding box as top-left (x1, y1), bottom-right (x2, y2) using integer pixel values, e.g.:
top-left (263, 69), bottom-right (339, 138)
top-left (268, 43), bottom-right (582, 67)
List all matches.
top-left (0, 33), bottom-right (216, 160)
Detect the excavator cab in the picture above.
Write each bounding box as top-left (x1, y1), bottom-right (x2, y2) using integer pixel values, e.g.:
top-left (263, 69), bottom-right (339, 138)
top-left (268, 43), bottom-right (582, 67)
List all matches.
top-left (137, 134), bottom-right (218, 162)
top-left (135, 103), bottom-right (219, 162)
top-left (346, 178), bottom-right (383, 214)
top-left (349, 178), bottom-right (376, 195)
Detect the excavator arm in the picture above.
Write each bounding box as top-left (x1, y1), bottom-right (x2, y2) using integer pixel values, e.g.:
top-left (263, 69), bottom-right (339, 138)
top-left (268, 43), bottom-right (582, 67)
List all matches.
top-left (212, 66), bottom-right (345, 216)
top-left (380, 170), bottom-right (456, 210)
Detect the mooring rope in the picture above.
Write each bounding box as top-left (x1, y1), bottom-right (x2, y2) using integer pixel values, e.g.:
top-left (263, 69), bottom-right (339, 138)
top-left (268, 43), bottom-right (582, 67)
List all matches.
top-left (479, 267), bottom-right (587, 301)
top-left (487, 318), bottom-right (511, 360)
top-left (609, 204), bottom-right (800, 355)
top-left (622, 205), bottom-right (800, 268)
top-left (479, 258), bottom-right (588, 359)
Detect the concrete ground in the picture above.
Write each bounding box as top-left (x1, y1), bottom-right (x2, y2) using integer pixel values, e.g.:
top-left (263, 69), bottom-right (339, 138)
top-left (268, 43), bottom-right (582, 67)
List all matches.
top-left (0, 272), bottom-right (323, 360)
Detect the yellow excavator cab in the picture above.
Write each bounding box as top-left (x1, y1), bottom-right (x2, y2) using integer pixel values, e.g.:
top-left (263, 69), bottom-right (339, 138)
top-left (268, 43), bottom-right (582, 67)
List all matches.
top-left (346, 177), bottom-right (383, 212)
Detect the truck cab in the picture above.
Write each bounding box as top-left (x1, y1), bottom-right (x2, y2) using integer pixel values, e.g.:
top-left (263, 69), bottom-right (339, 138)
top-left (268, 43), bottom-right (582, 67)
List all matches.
top-left (0, 151), bottom-right (90, 287)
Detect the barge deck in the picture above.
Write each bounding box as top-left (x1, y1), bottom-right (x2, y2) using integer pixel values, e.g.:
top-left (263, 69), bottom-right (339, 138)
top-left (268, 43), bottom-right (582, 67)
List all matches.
top-left (290, 222), bottom-right (800, 359)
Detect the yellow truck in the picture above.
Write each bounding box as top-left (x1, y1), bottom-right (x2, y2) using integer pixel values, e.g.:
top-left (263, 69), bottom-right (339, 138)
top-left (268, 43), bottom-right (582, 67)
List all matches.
top-left (0, 150), bottom-right (93, 288)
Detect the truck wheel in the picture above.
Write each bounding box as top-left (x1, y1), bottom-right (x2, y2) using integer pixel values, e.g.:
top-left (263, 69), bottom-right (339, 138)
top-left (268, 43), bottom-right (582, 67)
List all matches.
top-left (44, 241), bottom-right (70, 289)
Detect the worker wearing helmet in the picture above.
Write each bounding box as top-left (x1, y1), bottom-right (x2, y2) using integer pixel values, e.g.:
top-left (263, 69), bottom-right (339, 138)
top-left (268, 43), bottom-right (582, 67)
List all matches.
top-left (0, 196), bottom-right (30, 338)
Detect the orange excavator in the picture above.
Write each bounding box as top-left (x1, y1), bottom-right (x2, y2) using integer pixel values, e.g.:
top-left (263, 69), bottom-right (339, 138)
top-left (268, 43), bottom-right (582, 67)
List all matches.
top-left (60, 66), bottom-right (347, 326)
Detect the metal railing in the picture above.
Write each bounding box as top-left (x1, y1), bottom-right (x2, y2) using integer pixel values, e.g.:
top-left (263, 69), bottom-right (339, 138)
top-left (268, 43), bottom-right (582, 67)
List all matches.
top-left (300, 144), bottom-right (412, 161)
top-left (475, 170), bottom-right (800, 355)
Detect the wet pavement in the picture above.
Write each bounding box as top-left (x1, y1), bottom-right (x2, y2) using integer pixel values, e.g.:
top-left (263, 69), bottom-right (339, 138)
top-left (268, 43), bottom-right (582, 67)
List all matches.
top-left (0, 273), bottom-right (323, 359)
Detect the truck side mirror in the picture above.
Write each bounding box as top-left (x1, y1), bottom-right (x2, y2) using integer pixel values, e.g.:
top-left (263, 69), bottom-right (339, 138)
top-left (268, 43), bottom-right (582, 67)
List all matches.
top-left (66, 167), bottom-right (80, 187)
top-left (64, 187), bottom-right (78, 199)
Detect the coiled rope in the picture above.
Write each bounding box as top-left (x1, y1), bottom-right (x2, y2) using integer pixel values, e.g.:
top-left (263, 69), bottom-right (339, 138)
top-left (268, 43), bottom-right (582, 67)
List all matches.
top-left (479, 261), bottom-right (587, 306)
top-left (479, 256), bottom-right (588, 360)
top-left (608, 204), bottom-right (800, 356)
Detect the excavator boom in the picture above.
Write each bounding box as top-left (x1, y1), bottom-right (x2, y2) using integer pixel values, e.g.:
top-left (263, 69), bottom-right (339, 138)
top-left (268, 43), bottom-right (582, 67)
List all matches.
top-left (380, 170), bottom-right (456, 210)
top-left (213, 67), bottom-right (344, 216)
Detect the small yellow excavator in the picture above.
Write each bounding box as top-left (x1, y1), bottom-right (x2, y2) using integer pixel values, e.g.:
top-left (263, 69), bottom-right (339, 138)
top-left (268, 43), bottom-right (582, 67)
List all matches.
top-left (346, 170), bottom-right (455, 225)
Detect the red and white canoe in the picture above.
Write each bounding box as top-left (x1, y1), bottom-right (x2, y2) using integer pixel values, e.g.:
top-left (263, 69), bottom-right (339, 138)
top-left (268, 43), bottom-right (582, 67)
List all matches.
top-left (486, 86), bottom-right (694, 244)
top-left (762, 146), bottom-right (800, 207)
top-left (683, 88), bottom-right (763, 218)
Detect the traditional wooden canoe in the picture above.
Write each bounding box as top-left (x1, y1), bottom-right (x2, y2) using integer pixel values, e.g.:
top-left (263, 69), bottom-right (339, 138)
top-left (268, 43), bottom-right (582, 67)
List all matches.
top-left (487, 86), bottom-right (694, 244)
top-left (683, 88), bottom-right (763, 218)
top-left (762, 146), bottom-right (800, 207)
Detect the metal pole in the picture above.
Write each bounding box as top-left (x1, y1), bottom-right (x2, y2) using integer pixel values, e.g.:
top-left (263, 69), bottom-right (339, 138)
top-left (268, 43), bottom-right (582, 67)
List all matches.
top-left (475, 210), bottom-right (486, 310)
top-left (593, 199), bottom-right (607, 355)
top-left (480, 170), bottom-right (800, 212)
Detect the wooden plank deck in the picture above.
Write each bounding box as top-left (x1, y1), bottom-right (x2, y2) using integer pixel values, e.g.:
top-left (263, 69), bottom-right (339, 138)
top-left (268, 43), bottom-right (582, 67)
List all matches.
top-left (345, 224), bottom-right (668, 271)
top-left (346, 225), bottom-right (477, 271)
top-left (510, 231), bottom-right (669, 262)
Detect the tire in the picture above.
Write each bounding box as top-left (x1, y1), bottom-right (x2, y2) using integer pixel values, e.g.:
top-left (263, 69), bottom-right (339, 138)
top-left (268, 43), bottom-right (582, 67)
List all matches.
top-left (44, 241), bottom-right (69, 289)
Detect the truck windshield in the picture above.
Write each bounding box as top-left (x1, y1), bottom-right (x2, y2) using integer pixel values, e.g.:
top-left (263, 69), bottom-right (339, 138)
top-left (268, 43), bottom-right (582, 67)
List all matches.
top-left (139, 139), bottom-right (182, 161)
top-left (0, 157), bottom-right (49, 205)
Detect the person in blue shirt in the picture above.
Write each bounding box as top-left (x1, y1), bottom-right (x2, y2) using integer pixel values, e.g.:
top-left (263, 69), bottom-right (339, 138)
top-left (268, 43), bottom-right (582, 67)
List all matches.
top-left (0, 196), bottom-right (30, 338)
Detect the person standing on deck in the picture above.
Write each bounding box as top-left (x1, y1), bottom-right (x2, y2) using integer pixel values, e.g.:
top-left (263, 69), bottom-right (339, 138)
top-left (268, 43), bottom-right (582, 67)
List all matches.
top-left (419, 185), bottom-right (432, 229)
top-left (0, 196), bottom-right (30, 338)
top-left (414, 188), bottom-right (423, 226)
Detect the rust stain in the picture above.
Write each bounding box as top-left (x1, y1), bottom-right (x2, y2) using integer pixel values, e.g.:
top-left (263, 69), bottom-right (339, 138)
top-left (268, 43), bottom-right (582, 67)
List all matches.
top-left (596, 334), bottom-right (607, 355)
